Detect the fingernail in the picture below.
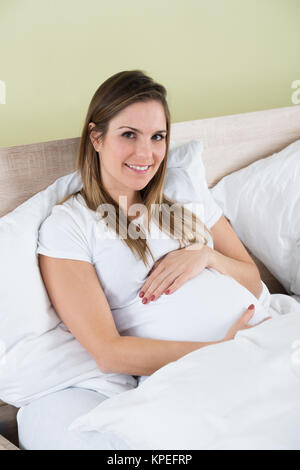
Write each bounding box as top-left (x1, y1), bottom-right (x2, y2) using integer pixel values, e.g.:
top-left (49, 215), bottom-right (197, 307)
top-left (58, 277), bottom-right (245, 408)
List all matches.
top-left (248, 304), bottom-right (255, 310)
top-left (139, 291), bottom-right (145, 298)
top-left (150, 295), bottom-right (155, 301)
top-left (165, 289), bottom-right (170, 295)
top-left (142, 298), bottom-right (148, 304)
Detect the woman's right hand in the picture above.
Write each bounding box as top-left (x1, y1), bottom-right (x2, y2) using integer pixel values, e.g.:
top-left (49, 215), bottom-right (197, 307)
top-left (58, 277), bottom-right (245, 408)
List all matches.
top-left (223, 305), bottom-right (272, 341)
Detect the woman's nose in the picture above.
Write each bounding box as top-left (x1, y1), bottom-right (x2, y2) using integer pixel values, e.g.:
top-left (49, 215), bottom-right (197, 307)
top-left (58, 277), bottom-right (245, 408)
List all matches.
top-left (134, 140), bottom-right (153, 160)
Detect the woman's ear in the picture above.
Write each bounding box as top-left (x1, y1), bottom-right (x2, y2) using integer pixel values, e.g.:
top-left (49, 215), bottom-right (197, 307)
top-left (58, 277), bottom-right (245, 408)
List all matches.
top-left (88, 122), bottom-right (101, 150)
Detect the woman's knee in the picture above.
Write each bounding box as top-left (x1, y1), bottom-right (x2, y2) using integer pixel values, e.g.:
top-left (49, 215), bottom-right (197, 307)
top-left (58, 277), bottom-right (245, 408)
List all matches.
top-left (17, 387), bottom-right (111, 450)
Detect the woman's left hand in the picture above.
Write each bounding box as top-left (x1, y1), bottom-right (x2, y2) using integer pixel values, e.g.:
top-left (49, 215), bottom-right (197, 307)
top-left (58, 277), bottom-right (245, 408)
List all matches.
top-left (139, 243), bottom-right (212, 304)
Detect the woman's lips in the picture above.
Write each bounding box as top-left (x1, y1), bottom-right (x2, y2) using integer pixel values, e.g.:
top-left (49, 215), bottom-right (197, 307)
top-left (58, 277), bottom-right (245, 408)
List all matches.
top-left (125, 164), bottom-right (152, 174)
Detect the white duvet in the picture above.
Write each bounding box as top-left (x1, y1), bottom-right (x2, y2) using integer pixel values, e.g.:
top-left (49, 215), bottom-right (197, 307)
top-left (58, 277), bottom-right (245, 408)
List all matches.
top-left (69, 294), bottom-right (300, 450)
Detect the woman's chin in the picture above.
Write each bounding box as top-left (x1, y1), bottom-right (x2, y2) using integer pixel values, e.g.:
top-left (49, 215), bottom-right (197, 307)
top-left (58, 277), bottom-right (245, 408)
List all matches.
top-left (125, 180), bottom-right (152, 191)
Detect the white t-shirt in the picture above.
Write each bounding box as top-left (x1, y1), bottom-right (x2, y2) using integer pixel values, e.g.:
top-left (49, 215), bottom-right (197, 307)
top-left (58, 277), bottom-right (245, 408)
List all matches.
top-left (36, 169), bottom-right (267, 389)
top-left (37, 176), bottom-right (222, 312)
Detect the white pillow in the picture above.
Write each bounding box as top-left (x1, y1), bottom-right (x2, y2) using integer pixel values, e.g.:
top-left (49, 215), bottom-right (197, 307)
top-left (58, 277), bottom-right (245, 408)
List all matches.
top-left (211, 139), bottom-right (300, 295)
top-left (0, 139), bottom-right (218, 407)
top-left (165, 140), bottom-right (223, 229)
top-left (0, 171), bottom-right (137, 407)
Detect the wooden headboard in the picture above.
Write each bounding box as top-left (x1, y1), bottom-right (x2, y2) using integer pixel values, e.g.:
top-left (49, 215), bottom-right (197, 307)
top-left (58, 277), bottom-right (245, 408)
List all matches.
top-left (171, 104), bottom-right (300, 187)
top-left (1, 105), bottom-right (300, 217)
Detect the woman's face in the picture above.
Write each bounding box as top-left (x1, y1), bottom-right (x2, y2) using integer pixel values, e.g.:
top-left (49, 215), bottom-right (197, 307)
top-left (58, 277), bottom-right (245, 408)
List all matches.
top-left (89, 100), bottom-right (167, 204)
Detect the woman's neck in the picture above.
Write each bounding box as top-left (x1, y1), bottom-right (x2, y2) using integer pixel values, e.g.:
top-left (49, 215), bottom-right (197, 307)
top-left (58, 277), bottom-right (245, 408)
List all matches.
top-left (118, 192), bottom-right (143, 219)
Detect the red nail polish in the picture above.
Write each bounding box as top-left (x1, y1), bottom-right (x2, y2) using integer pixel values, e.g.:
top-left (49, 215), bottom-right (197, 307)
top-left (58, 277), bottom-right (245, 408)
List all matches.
top-left (150, 295), bottom-right (155, 301)
top-left (142, 298), bottom-right (148, 304)
top-left (165, 289), bottom-right (170, 295)
top-left (248, 304), bottom-right (255, 310)
top-left (139, 291), bottom-right (145, 298)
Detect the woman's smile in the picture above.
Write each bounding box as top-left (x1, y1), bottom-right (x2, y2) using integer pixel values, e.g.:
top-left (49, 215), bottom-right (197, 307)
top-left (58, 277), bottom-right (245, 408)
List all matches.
top-left (124, 163), bottom-right (153, 174)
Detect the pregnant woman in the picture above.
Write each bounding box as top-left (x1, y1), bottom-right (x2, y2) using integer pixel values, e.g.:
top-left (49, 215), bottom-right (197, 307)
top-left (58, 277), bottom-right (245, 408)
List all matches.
top-left (17, 70), bottom-right (270, 450)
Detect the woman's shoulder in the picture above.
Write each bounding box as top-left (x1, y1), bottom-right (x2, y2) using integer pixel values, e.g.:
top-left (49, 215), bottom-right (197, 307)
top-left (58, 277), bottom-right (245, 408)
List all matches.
top-left (37, 193), bottom-right (94, 263)
top-left (48, 193), bottom-right (96, 227)
top-left (38, 192), bottom-right (98, 248)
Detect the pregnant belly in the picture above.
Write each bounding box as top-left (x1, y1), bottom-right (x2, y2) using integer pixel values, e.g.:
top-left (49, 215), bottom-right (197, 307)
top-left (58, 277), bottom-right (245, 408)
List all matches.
top-left (112, 268), bottom-right (267, 343)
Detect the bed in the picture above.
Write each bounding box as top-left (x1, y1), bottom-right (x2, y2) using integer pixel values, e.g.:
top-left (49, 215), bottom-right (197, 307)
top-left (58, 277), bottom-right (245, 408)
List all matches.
top-left (0, 104), bottom-right (300, 449)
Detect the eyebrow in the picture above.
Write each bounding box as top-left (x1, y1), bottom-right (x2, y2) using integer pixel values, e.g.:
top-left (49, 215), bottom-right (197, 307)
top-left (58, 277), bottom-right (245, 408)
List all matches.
top-left (118, 126), bottom-right (167, 134)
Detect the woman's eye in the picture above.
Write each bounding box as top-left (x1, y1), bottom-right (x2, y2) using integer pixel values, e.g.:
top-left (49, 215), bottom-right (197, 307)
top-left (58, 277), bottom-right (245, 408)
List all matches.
top-left (122, 132), bottom-right (135, 139)
top-left (122, 132), bottom-right (165, 141)
top-left (153, 134), bottom-right (165, 141)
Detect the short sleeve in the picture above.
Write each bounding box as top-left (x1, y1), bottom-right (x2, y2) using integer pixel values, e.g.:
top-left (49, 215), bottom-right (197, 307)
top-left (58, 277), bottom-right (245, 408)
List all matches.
top-left (36, 205), bottom-right (92, 263)
top-left (164, 140), bottom-right (223, 229)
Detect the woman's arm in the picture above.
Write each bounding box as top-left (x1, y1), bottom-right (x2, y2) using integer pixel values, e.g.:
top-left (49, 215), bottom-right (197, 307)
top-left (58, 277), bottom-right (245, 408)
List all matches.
top-left (138, 215), bottom-right (262, 303)
top-left (208, 215), bottom-right (263, 299)
top-left (100, 304), bottom-right (263, 376)
top-left (38, 254), bottom-right (222, 377)
top-left (101, 336), bottom-right (221, 376)
top-left (206, 247), bottom-right (263, 299)
top-left (39, 253), bottom-right (260, 379)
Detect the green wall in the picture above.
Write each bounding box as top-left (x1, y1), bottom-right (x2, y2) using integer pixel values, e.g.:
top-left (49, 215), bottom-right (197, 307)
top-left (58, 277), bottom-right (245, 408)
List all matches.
top-left (0, 0), bottom-right (299, 147)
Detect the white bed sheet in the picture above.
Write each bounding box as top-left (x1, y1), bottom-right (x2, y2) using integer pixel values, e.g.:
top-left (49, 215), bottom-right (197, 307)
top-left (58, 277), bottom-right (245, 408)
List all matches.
top-left (68, 293), bottom-right (300, 450)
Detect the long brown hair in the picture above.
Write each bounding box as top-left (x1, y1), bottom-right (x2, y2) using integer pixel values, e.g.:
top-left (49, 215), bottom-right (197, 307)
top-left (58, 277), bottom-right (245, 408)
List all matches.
top-left (56, 70), bottom-right (212, 267)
